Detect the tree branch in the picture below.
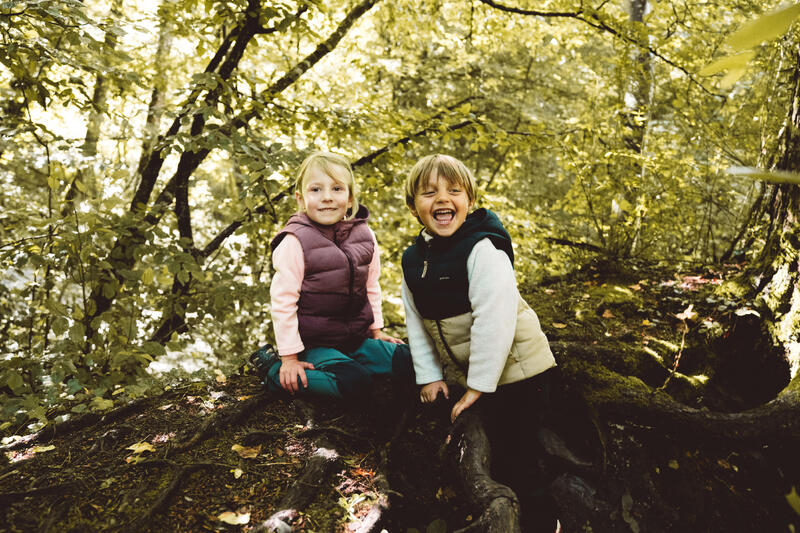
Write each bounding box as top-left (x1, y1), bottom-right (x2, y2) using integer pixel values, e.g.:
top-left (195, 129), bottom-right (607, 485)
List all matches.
top-left (477, 0), bottom-right (720, 97)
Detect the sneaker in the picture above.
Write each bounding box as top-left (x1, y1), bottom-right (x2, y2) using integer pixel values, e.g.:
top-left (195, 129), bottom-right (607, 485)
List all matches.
top-left (249, 343), bottom-right (280, 379)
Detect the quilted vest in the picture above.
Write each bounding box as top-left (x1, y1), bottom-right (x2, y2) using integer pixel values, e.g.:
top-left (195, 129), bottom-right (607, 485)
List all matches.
top-left (271, 205), bottom-right (374, 350)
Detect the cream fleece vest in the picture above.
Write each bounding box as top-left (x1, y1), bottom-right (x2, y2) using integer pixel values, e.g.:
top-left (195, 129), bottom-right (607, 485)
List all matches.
top-left (422, 293), bottom-right (556, 387)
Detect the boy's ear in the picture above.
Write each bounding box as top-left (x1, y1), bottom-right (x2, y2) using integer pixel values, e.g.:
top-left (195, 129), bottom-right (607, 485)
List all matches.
top-left (408, 204), bottom-right (418, 218)
top-left (295, 191), bottom-right (305, 211)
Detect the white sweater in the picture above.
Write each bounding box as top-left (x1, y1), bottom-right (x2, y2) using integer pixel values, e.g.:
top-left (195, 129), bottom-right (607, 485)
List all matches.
top-left (401, 237), bottom-right (520, 392)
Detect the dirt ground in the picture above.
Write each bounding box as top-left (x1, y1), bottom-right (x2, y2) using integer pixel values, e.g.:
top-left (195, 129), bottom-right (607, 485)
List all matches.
top-left (1, 261), bottom-right (799, 532)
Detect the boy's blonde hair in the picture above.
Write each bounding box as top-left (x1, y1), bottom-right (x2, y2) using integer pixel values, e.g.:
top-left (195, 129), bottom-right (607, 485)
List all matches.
top-left (295, 151), bottom-right (359, 219)
top-left (404, 154), bottom-right (477, 208)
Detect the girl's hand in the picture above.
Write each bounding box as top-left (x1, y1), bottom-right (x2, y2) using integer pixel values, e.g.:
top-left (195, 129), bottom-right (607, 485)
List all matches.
top-left (451, 388), bottom-right (482, 422)
top-left (279, 354), bottom-right (315, 394)
top-left (420, 381), bottom-right (449, 403)
top-left (370, 328), bottom-right (404, 344)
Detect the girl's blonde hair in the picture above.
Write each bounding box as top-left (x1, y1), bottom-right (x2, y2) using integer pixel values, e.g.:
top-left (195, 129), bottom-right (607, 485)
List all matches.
top-left (294, 151), bottom-right (359, 219)
top-left (404, 154), bottom-right (477, 208)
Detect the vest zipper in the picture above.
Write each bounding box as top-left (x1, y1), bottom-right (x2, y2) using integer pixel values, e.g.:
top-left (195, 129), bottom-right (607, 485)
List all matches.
top-left (435, 319), bottom-right (467, 372)
top-left (334, 231), bottom-right (356, 315)
top-left (421, 260), bottom-right (428, 278)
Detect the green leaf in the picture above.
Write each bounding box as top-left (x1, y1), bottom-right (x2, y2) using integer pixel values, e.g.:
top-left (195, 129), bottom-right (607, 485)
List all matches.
top-left (6, 370), bottom-right (24, 393)
top-left (726, 3), bottom-right (800, 50)
top-left (52, 316), bottom-right (69, 336)
top-left (787, 486), bottom-right (800, 515)
top-left (142, 341), bottom-right (166, 357)
top-left (141, 267), bottom-right (154, 285)
top-left (727, 166), bottom-right (800, 184)
top-left (69, 323), bottom-right (85, 344)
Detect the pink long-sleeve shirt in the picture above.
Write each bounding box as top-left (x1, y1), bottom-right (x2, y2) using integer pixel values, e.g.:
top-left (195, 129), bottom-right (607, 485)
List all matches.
top-left (270, 230), bottom-right (385, 356)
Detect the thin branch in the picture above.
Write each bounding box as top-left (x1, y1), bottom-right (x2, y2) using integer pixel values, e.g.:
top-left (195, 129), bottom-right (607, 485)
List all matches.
top-left (477, 0), bottom-right (720, 97)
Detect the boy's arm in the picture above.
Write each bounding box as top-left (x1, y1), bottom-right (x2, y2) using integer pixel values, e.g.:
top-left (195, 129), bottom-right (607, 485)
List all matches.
top-left (465, 238), bottom-right (518, 392)
top-left (270, 235), bottom-right (306, 356)
top-left (401, 277), bottom-right (444, 385)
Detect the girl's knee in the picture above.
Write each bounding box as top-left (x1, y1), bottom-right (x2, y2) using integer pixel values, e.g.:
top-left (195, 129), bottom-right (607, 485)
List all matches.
top-left (328, 361), bottom-right (372, 399)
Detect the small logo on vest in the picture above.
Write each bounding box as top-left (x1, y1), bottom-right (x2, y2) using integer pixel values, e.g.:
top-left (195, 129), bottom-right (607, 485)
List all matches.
top-left (439, 276), bottom-right (450, 280)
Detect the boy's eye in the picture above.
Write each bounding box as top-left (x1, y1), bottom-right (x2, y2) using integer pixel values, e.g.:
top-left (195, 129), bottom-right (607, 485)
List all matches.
top-left (420, 191), bottom-right (435, 197)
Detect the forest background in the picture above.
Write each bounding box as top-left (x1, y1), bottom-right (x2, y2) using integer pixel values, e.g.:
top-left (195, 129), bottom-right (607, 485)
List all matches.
top-left (2, 0), bottom-right (800, 529)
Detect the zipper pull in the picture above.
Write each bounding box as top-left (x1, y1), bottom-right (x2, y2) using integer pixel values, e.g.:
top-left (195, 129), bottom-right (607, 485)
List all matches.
top-left (421, 260), bottom-right (428, 278)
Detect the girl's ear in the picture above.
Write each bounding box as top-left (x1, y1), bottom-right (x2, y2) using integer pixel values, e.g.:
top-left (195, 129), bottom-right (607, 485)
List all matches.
top-left (295, 190), bottom-right (305, 211)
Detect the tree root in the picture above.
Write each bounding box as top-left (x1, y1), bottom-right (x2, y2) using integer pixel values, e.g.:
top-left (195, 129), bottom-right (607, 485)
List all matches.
top-left (448, 409), bottom-right (521, 533)
top-left (123, 460), bottom-right (228, 532)
top-left (0, 481), bottom-right (79, 504)
top-left (168, 392), bottom-right (275, 456)
top-left (0, 398), bottom-right (150, 452)
top-left (255, 400), bottom-right (343, 533)
top-left (555, 342), bottom-right (800, 443)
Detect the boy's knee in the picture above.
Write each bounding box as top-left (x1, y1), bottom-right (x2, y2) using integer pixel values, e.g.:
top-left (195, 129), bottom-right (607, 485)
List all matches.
top-left (329, 361), bottom-right (372, 400)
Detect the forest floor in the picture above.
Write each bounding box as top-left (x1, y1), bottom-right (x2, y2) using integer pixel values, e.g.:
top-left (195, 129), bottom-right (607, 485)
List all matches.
top-left (1, 260), bottom-right (798, 532)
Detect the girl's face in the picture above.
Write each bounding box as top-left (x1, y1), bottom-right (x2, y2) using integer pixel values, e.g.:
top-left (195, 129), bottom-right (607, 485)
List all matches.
top-left (295, 165), bottom-right (352, 226)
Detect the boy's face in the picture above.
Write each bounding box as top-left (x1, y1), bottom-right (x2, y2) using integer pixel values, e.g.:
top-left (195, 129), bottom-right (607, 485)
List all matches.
top-left (296, 165), bottom-right (352, 226)
top-left (410, 172), bottom-right (473, 238)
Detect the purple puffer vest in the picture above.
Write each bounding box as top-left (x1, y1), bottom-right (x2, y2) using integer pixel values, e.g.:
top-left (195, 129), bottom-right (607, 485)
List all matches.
top-left (270, 205), bottom-right (375, 351)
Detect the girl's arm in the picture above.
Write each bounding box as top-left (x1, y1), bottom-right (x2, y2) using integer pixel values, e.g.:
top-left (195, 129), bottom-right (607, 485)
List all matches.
top-left (366, 229), bottom-right (403, 343)
top-left (270, 234), bottom-right (306, 356)
top-left (365, 229), bottom-right (385, 331)
top-left (465, 238), bottom-right (519, 393)
top-left (401, 277), bottom-right (444, 385)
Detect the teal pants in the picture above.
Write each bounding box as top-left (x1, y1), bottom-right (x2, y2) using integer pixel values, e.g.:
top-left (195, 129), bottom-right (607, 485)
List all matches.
top-left (264, 338), bottom-right (412, 399)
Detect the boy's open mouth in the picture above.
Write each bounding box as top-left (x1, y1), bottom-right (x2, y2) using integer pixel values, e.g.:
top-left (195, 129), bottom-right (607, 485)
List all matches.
top-left (433, 208), bottom-right (455, 224)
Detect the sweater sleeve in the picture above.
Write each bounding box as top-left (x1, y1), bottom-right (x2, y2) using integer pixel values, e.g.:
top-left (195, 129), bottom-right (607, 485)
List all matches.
top-left (270, 234), bottom-right (306, 356)
top-left (401, 276), bottom-right (443, 385)
top-left (465, 238), bottom-right (518, 392)
top-left (366, 229), bottom-right (384, 330)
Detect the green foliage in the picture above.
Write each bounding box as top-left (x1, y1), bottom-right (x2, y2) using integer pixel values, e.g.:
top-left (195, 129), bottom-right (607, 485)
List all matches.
top-left (0, 0), bottom-right (791, 427)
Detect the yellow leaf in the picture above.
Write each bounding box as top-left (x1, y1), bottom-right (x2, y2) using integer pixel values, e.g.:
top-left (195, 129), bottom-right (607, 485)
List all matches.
top-left (126, 442), bottom-right (156, 454)
top-left (726, 3), bottom-right (800, 50)
top-left (668, 459), bottom-right (679, 470)
top-left (141, 267), bottom-right (154, 285)
top-left (697, 51), bottom-right (755, 76)
top-left (786, 486), bottom-right (800, 515)
top-left (218, 511), bottom-right (250, 525)
top-left (231, 444), bottom-right (261, 459)
top-left (675, 304), bottom-right (698, 321)
top-left (231, 468), bottom-right (244, 479)
top-left (215, 371), bottom-right (226, 384)
top-left (602, 309), bottom-right (614, 319)
top-left (552, 323), bottom-right (568, 329)
top-left (31, 445), bottom-right (55, 453)
top-left (642, 319), bottom-right (652, 326)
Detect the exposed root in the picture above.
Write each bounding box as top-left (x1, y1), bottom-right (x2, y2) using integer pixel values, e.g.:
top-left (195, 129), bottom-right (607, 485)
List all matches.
top-left (448, 409), bottom-right (521, 533)
top-left (556, 342), bottom-right (800, 442)
top-left (0, 398), bottom-right (149, 452)
top-left (0, 481), bottom-right (78, 503)
top-left (124, 461), bottom-right (228, 531)
top-left (169, 392), bottom-right (274, 455)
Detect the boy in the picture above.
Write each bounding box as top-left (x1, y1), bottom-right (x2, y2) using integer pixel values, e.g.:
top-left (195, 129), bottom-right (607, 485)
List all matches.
top-left (400, 154), bottom-right (559, 532)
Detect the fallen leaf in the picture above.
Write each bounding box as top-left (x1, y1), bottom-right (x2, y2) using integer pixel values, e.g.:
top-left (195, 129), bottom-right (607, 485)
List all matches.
top-left (231, 444), bottom-right (261, 459)
top-left (352, 467), bottom-right (374, 478)
top-left (158, 404), bottom-right (173, 411)
top-left (275, 447), bottom-right (285, 456)
top-left (552, 322), bottom-right (567, 329)
top-left (31, 445), bottom-right (56, 453)
top-left (602, 309), bottom-right (614, 318)
top-left (218, 511), bottom-right (250, 525)
top-left (675, 304), bottom-right (698, 321)
top-left (642, 319), bottom-right (652, 326)
top-left (125, 455), bottom-right (147, 464)
top-left (668, 459), bottom-right (679, 470)
top-left (231, 468), bottom-right (244, 479)
top-left (628, 284), bottom-right (642, 291)
top-left (126, 442), bottom-right (155, 454)
top-left (215, 371), bottom-right (226, 384)
top-left (786, 486), bottom-right (800, 515)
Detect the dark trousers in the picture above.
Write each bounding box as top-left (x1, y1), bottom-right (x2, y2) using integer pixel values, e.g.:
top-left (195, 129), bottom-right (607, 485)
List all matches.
top-left (479, 368), bottom-right (559, 533)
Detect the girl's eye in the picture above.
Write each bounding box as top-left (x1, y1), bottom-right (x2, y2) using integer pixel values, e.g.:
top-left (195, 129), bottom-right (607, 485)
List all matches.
top-left (450, 189), bottom-right (461, 193)
top-left (310, 187), bottom-right (320, 192)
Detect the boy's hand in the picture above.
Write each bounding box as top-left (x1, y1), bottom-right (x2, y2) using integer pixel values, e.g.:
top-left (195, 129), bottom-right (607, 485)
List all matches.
top-left (279, 354), bottom-right (315, 394)
top-left (370, 328), bottom-right (404, 344)
top-left (420, 381), bottom-right (449, 403)
top-left (451, 388), bottom-right (482, 422)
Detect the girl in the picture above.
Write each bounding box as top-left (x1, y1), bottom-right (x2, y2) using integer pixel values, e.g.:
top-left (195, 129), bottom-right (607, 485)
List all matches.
top-left (252, 151), bottom-right (412, 400)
